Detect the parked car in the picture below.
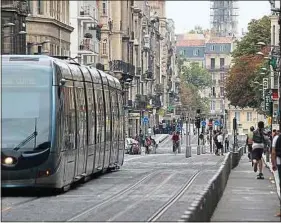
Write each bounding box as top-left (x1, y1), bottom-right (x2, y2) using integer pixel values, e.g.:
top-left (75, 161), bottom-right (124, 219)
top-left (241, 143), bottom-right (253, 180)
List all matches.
top-left (125, 138), bottom-right (140, 155)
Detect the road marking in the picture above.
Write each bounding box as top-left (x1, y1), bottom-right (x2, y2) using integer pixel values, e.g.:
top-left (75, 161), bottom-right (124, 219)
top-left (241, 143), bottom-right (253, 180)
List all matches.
top-left (1, 207), bottom-right (11, 212)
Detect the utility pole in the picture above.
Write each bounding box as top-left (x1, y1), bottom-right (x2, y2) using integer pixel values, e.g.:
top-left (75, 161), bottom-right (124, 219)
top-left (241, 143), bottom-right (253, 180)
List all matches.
top-left (195, 109), bottom-right (201, 155)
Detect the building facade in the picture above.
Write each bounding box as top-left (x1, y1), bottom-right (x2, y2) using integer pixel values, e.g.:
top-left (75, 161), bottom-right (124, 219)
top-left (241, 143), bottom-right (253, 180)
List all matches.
top-left (1, 0), bottom-right (29, 54)
top-left (70, 1), bottom-right (100, 65)
top-left (25, 0), bottom-right (73, 56)
top-left (205, 37), bottom-right (232, 122)
top-left (97, 0), bottom-right (177, 137)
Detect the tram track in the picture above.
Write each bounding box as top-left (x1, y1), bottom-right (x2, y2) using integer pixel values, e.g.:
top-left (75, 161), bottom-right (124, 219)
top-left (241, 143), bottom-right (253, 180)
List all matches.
top-left (66, 170), bottom-right (160, 222)
top-left (1, 197), bottom-right (41, 212)
top-left (146, 157), bottom-right (225, 222)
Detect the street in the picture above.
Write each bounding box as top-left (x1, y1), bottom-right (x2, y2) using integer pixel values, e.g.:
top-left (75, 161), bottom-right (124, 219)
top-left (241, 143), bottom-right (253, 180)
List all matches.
top-left (1, 134), bottom-right (225, 222)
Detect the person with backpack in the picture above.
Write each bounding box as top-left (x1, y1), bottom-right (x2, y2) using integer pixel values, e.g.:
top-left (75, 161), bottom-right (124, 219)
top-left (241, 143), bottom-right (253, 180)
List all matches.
top-left (213, 130), bottom-right (220, 155)
top-left (271, 130), bottom-right (281, 217)
top-left (246, 126), bottom-right (255, 162)
top-left (252, 121), bottom-right (270, 179)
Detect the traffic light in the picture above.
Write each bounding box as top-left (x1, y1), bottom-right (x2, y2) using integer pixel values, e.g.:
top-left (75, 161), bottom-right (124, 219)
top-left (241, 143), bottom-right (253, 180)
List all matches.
top-left (269, 56), bottom-right (278, 71)
top-left (195, 117), bottom-right (201, 128)
top-left (96, 24), bottom-right (102, 41)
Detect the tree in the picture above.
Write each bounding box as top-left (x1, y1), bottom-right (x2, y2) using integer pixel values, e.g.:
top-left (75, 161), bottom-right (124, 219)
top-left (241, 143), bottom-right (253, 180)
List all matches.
top-left (225, 50), bottom-right (269, 108)
top-left (231, 16), bottom-right (271, 59)
top-left (177, 57), bottom-right (211, 114)
top-left (181, 62), bottom-right (212, 89)
top-left (225, 15), bottom-right (271, 108)
top-left (188, 26), bottom-right (209, 34)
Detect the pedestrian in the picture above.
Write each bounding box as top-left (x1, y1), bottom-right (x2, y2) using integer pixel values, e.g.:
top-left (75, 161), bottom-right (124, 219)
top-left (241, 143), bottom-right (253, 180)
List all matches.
top-left (217, 131), bottom-right (224, 155)
top-left (224, 133), bottom-right (229, 152)
top-left (271, 130), bottom-right (281, 217)
top-left (213, 130), bottom-right (219, 155)
top-left (147, 126), bottom-right (152, 137)
top-left (252, 121), bottom-right (269, 179)
top-left (246, 126), bottom-right (255, 162)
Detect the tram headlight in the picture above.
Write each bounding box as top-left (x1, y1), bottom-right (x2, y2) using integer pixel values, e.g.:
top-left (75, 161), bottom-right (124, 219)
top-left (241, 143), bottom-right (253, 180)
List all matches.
top-left (4, 157), bottom-right (14, 165)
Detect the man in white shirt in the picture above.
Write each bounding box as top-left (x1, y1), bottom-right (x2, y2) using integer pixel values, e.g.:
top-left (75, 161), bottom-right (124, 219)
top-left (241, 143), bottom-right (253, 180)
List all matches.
top-left (271, 130), bottom-right (281, 217)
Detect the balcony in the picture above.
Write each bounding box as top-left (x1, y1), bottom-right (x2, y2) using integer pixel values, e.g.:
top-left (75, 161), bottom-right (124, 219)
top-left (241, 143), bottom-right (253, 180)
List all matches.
top-left (78, 5), bottom-right (97, 21)
top-left (79, 38), bottom-right (94, 52)
top-left (154, 84), bottom-right (164, 95)
top-left (136, 67), bottom-right (141, 77)
top-left (152, 95), bottom-right (162, 108)
top-left (135, 94), bottom-right (148, 109)
top-left (109, 60), bottom-right (135, 76)
top-left (206, 65), bottom-right (230, 71)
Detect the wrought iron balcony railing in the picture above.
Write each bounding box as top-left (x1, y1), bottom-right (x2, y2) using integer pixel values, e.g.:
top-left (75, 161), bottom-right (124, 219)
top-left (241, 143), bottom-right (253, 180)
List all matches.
top-left (109, 60), bottom-right (135, 76)
top-left (79, 38), bottom-right (94, 52)
top-left (205, 65), bottom-right (230, 71)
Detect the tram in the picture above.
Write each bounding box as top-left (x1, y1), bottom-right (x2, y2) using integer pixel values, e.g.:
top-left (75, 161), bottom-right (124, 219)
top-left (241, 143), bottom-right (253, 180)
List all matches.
top-left (1, 55), bottom-right (125, 191)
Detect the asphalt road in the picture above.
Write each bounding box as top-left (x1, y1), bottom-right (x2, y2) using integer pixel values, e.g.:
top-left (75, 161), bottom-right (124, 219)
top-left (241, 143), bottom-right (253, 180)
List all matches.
top-left (1, 135), bottom-right (225, 222)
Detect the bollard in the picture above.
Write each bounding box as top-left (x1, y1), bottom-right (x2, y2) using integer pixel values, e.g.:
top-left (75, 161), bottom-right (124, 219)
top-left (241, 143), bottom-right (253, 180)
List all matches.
top-left (197, 145), bottom-right (201, 155)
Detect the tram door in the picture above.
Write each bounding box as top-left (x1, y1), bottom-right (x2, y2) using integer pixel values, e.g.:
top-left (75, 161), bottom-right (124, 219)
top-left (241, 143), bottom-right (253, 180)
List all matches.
top-left (74, 81), bottom-right (87, 176)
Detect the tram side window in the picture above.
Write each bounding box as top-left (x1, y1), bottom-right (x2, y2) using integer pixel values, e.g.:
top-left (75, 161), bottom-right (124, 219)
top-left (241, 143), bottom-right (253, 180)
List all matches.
top-left (96, 87), bottom-right (105, 143)
top-left (104, 88), bottom-right (111, 141)
top-left (118, 93), bottom-right (124, 140)
top-left (63, 85), bottom-right (76, 149)
top-left (86, 84), bottom-right (95, 145)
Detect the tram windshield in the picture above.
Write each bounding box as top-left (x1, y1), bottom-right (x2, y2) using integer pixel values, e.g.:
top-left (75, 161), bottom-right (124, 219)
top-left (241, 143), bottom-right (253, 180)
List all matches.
top-left (2, 62), bottom-right (52, 151)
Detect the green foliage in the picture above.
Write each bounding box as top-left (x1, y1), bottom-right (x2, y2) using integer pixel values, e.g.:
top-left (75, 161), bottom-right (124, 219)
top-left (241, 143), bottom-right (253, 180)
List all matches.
top-left (181, 62), bottom-right (212, 89)
top-left (226, 16), bottom-right (271, 109)
top-left (188, 26), bottom-right (209, 34)
top-left (231, 16), bottom-right (271, 59)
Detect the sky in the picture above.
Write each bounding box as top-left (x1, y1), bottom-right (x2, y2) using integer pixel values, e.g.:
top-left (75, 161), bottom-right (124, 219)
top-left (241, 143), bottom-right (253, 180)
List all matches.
top-left (166, 1), bottom-right (272, 36)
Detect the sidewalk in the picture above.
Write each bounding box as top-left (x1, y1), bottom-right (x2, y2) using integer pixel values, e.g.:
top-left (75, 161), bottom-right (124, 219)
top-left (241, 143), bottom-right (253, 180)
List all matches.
top-left (211, 155), bottom-right (280, 222)
top-left (262, 154), bottom-right (280, 198)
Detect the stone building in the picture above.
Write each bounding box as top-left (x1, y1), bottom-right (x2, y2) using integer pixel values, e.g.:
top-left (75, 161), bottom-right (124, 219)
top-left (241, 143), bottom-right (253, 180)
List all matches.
top-left (97, 0), bottom-right (177, 137)
top-left (69, 0), bottom-right (100, 66)
top-left (25, 0), bottom-right (73, 55)
top-left (1, 0), bottom-right (29, 54)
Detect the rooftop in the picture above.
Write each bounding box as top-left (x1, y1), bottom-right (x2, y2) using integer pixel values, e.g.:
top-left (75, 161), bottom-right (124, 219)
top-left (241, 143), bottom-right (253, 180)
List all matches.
top-left (177, 39), bottom-right (205, 47)
top-left (206, 36), bottom-right (233, 44)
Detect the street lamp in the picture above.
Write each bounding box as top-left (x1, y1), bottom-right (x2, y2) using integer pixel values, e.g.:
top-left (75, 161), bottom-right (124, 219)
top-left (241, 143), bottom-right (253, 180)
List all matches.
top-left (261, 67), bottom-right (267, 71)
top-left (256, 51), bottom-right (264, 56)
top-left (257, 41), bottom-right (266, 46)
top-left (2, 31), bottom-right (27, 39)
top-left (2, 23), bottom-right (15, 28)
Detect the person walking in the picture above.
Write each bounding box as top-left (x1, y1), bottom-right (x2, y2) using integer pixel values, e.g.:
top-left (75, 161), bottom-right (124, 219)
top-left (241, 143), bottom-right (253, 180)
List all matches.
top-left (252, 121), bottom-right (269, 179)
top-left (271, 130), bottom-right (281, 217)
top-left (246, 126), bottom-right (255, 162)
top-left (217, 131), bottom-right (224, 155)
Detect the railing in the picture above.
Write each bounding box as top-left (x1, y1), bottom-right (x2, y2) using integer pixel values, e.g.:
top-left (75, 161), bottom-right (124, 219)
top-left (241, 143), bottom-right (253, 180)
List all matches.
top-left (154, 83), bottom-right (164, 94)
top-left (135, 94), bottom-right (148, 109)
top-left (109, 60), bottom-right (135, 75)
top-left (205, 65), bottom-right (230, 71)
top-left (79, 38), bottom-right (94, 52)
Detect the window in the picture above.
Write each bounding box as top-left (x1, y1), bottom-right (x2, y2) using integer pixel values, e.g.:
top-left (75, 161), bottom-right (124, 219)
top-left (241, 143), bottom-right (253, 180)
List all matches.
top-left (102, 39), bottom-right (107, 55)
top-left (211, 100), bottom-right (216, 111)
top-left (235, 112), bottom-right (240, 122)
top-left (102, 0), bottom-right (107, 15)
top-left (220, 100), bottom-right (224, 110)
top-left (27, 0), bottom-right (33, 14)
top-left (220, 45), bottom-right (224, 52)
top-left (220, 87), bottom-right (224, 97)
top-left (211, 58), bottom-right (215, 69)
top-left (220, 58), bottom-right (225, 68)
top-left (37, 0), bottom-right (43, 14)
top-left (220, 73), bottom-right (224, 81)
top-left (210, 45), bottom-right (215, 51)
top-left (193, 49), bottom-right (199, 56)
top-left (247, 112), bottom-right (252, 121)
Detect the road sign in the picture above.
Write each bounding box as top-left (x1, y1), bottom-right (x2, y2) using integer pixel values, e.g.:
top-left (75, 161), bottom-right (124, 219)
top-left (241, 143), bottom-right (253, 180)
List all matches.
top-left (143, 116), bottom-right (149, 124)
top-left (214, 120), bottom-right (220, 126)
top-left (201, 121), bottom-right (206, 127)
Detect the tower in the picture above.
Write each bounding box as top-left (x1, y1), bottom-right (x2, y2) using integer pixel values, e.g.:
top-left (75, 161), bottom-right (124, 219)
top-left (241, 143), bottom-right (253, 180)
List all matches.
top-left (210, 0), bottom-right (239, 37)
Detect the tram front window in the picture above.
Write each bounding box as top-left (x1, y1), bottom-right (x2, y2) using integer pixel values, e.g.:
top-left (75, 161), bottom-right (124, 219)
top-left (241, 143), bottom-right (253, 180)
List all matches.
top-left (2, 63), bottom-right (52, 152)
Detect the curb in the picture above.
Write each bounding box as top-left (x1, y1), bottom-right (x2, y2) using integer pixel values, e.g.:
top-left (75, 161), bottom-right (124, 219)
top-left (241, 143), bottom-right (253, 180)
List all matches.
top-left (262, 154), bottom-right (280, 199)
top-left (179, 147), bottom-right (244, 222)
top-left (158, 135), bottom-right (170, 144)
